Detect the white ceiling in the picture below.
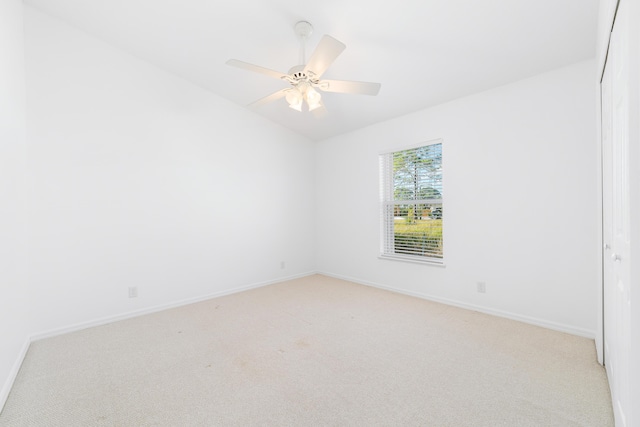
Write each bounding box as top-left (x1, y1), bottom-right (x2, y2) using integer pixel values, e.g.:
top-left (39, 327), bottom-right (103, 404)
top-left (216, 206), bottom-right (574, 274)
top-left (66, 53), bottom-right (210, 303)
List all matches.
top-left (24, 0), bottom-right (598, 141)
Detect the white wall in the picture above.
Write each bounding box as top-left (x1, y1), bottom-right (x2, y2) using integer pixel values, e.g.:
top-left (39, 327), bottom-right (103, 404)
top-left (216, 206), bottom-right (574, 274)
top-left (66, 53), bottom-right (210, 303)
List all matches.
top-left (316, 60), bottom-right (598, 337)
top-left (24, 7), bottom-right (316, 336)
top-left (0, 0), bottom-right (30, 410)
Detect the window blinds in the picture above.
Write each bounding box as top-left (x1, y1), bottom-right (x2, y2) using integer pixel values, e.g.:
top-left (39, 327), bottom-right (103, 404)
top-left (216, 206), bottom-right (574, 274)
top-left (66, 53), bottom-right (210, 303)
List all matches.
top-left (380, 141), bottom-right (443, 261)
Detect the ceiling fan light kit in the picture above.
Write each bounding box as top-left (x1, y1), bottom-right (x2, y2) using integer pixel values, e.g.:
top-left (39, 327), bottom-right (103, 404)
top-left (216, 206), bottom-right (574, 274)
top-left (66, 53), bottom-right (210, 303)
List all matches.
top-left (285, 82), bottom-right (322, 112)
top-left (226, 21), bottom-right (381, 114)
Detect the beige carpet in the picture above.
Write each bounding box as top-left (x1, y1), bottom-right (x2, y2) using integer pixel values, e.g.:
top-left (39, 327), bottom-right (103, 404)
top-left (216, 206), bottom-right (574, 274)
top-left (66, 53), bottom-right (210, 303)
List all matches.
top-left (0, 274), bottom-right (613, 426)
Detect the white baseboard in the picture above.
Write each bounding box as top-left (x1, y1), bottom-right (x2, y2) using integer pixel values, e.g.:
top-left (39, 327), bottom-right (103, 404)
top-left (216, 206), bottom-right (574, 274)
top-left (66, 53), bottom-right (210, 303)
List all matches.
top-left (0, 336), bottom-right (30, 413)
top-left (31, 271), bottom-right (316, 342)
top-left (318, 271), bottom-right (596, 339)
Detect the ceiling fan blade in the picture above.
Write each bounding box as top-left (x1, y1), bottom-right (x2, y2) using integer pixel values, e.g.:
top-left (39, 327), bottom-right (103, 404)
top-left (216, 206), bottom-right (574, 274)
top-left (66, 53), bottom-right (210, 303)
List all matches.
top-left (248, 89), bottom-right (289, 109)
top-left (226, 59), bottom-right (286, 80)
top-left (304, 35), bottom-right (346, 78)
top-left (318, 79), bottom-right (381, 96)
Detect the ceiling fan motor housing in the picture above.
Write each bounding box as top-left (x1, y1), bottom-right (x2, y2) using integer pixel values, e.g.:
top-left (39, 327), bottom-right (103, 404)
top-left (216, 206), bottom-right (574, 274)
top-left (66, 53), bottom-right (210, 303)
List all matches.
top-left (292, 70), bottom-right (308, 80)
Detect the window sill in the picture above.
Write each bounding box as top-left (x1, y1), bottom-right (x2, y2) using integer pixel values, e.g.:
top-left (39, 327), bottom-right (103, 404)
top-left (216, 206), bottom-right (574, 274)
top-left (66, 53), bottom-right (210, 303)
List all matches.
top-left (378, 254), bottom-right (446, 267)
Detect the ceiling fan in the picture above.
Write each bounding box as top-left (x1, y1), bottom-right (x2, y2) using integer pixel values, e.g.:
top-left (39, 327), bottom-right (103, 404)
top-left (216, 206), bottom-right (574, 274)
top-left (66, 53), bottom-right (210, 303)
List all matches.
top-left (226, 21), bottom-right (381, 113)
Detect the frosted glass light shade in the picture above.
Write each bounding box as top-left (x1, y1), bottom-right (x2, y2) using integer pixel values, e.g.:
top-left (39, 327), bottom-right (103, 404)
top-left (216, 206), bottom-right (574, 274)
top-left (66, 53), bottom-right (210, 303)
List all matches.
top-left (306, 88), bottom-right (322, 111)
top-left (289, 101), bottom-right (303, 111)
top-left (285, 88), bottom-right (303, 112)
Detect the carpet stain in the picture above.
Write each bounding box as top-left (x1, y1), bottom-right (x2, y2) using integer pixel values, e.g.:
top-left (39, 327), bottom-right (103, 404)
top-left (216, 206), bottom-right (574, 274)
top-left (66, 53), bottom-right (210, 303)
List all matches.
top-left (234, 354), bottom-right (262, 378)
top-left (295, 338), bottom-right (310, 348)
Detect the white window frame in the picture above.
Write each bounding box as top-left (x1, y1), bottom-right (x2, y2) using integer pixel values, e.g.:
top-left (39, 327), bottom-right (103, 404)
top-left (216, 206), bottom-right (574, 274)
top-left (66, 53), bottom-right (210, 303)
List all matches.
top-left (379, 139), bottom-right (444, 265)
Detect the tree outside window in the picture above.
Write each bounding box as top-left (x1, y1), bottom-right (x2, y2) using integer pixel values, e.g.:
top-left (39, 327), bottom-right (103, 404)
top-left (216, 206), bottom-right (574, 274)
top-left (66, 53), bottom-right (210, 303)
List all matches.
top-left (380, 141), bottom-right (443, 262)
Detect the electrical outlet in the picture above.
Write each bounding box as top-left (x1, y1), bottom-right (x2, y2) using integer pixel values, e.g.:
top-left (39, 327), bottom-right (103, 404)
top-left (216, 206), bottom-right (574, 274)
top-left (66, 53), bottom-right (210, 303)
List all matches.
top-left (128, 287), bottom-right (138, 298)
top-left (280, 261), bottom-right (286, 269)
top-left (476, 282), bottom-right (486, 293)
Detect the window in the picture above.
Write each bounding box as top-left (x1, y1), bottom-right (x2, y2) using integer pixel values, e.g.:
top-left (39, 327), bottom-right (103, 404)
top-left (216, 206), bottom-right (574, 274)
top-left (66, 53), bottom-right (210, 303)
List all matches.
top-left (380, 140), bottom-right (443, 263)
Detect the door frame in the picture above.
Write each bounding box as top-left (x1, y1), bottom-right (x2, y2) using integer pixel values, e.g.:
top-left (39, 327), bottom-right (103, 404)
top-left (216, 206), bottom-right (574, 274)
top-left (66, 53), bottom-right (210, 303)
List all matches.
top-left (596, 0), bottom-right (620, 366)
